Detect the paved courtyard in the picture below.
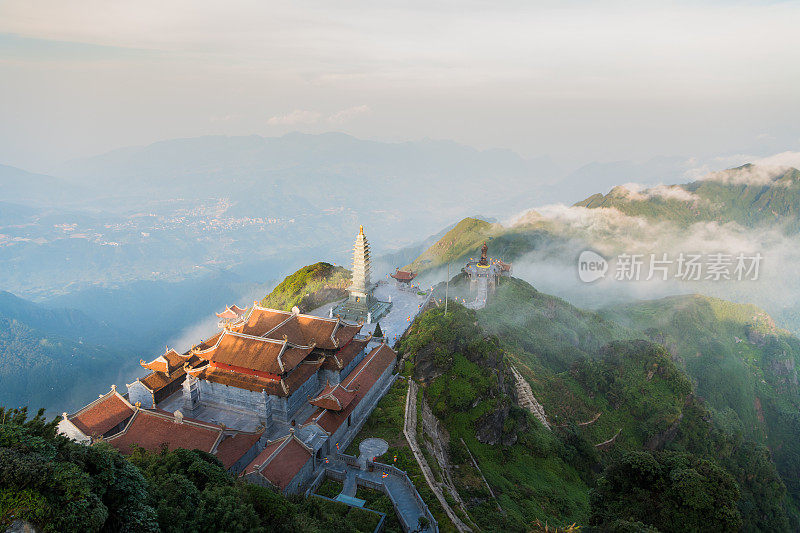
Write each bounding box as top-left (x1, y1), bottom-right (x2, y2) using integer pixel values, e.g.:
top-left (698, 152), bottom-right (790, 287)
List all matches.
top-left (311, 279), bottom-right (432, 348)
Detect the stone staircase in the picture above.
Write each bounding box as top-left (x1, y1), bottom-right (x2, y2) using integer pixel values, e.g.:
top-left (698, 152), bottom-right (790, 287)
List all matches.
top-left (510, 365), bottom-right (550, 430)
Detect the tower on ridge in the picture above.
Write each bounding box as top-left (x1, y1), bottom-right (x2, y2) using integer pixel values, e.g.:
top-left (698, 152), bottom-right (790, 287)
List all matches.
top-left (332, 225), bottom-right (392, 324)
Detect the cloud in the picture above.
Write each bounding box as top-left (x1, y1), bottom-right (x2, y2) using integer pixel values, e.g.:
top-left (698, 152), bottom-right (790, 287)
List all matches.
top-left (328, 105), bottom-right (370, 124)
top-left (617, 183), bottom-right (700, 203)
top-left (755, 151), bottom-right (800, 170)
top-left (266, 109), bottom-right (322, 126)
top-left (700, 165), bottom-right (790, 187)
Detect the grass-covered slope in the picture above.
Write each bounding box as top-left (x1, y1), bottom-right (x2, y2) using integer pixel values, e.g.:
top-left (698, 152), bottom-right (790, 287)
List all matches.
top-left (404, 217), bottom-right (556, 274)
top-left (463, 277), bottom-right (792, 531)
top-left (260, 261), bottom-right (350, 312)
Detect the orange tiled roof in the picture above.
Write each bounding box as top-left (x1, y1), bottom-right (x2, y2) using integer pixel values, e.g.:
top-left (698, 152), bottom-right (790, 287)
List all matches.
top-left (106, 409), bottom-right (262, 469)
top-left (187, 365), bottom-right (286, 395)
top-left (69, 388), bottom-right (134, 438)
top-left (106, 409), bottom-right (222, 454)
top-left (307, 344), bottom-right (396, 434)
top-left (237, 306), bottom-right (361, 351)
top-left (309, 383), bottom-right (357, 411)
top-left (243, 434), bottom-right (312, 491)
top-left (193, 331), bottom-right (314, 375)
top-left (215, 431), bottom-right (264, 469)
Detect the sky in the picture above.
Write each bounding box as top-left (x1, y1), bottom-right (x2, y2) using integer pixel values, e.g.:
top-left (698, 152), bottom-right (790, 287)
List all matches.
top-left (1, 0), bottom-right (799, 170)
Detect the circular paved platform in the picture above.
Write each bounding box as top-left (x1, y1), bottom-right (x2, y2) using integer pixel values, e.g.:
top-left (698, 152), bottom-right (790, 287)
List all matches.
top-left (359, 437), bottom-right (389, 461)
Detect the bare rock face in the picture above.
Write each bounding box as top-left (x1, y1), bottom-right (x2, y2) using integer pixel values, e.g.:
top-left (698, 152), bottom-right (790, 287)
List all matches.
top-left (5, 521), bottom-right (41, 533)
top-left (475, 396), bottom-right (528, 446)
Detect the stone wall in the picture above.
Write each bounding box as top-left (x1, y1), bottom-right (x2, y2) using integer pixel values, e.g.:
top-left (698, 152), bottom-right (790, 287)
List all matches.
top-left (127, 381), bottom-right (155, 408)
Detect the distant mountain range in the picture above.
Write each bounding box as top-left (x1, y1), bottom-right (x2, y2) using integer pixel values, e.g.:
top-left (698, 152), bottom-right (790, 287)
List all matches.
top-left (0, 291), bottom-right (140, 412)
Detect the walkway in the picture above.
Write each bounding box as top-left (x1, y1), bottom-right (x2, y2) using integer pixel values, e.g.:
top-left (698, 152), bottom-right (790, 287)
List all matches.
top-left (510, 365), bottom-right (550, 430)
top-left (404, 380), bottom-right (473, 533)
top-left (330, 445), bottom-right (438, 533)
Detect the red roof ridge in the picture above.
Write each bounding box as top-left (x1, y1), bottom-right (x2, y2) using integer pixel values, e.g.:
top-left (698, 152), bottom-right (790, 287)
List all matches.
top-left (68, 385), bottom-right (133, 419)
top-left (246, 431), bottom-right (312, 475)
top-left (343, 343), bottom-right (393, 388)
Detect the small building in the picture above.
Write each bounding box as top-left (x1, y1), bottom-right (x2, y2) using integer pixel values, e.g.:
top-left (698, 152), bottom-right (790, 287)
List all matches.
top-left (127, 348), bottom-right (200, 409)
top-left (241, 431), bottom-right (315, 493)
top-left (58, 385), bottom-right (135, 443)
top-left (390, 268), bottom-right (417, 285)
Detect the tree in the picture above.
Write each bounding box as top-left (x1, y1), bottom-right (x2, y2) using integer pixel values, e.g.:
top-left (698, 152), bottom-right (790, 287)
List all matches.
top-left (589, 450), bottom-right (742, 532)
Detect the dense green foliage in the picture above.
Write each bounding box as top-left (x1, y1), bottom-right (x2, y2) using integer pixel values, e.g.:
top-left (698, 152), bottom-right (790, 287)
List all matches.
top-left (0, 407), bottom-right (382, 533)
top-left (589, 451), bottom-right (742, 532)
top-left (386, 277), bottom-right (795, 531)
top-left (260, 262), bottom-right (350, 312)
top-left (0, 407), bottom-right (158, 532)
top-left (602, 294), bottom-right (800, 525)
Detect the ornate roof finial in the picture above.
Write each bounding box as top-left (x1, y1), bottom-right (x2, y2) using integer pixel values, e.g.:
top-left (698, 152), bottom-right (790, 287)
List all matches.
top-left (359, 224), bottom-right (364, 235)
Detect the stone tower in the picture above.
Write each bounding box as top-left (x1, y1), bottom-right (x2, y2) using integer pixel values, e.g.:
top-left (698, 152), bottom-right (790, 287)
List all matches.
top-left (332, 225), bottom-right (392, 324)
top-left (349, 225), bottom-right (372, 300)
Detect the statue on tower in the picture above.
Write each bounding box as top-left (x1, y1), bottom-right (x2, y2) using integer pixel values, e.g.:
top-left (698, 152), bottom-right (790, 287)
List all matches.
top-left (478, 241), bottom-right (489, 266)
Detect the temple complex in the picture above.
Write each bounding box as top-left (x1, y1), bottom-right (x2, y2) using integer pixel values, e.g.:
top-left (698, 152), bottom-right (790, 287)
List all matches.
top-left (56, 226), bottom-right (439, 529)
top-left (462, 241), bottom-right (512, 308)
top-left (60, 300), bottom-right (398, 494)
top-left (331, 226), bottom-right (391, 324)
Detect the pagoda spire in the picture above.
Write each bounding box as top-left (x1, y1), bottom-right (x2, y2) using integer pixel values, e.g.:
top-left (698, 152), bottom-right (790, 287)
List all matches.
top-left (349, 225), bottom-right (372, 297)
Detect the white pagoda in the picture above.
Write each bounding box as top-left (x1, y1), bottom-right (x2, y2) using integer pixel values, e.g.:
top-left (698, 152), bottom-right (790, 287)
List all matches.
top-left (332, 225), bottom-right (391, 323)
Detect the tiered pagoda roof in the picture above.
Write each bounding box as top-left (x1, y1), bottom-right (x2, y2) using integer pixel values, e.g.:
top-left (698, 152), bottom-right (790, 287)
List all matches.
top-left (309, 382), bottom-right (357, 411)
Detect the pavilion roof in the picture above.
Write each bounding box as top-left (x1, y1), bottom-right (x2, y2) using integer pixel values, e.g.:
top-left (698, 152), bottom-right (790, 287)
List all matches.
top-left (243, 433), bottom-right (312, 491)
top-left (192, 330), bottom-right (314, 375)
top-left (306, 343), bottom-right (396, 434)
top-left (68, 386), bottom-right (134, 438)
top-left (391, 269), bottom-right (417, 281)
top-left (309, 383), bottom-right (357, 411)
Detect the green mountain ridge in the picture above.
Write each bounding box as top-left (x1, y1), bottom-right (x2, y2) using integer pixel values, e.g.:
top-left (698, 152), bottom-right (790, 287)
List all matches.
top-left (575, 164), bottom-right (800, 229)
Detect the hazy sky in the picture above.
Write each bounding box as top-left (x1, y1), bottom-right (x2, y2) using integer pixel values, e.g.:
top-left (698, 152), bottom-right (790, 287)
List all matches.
top-left (1, 0), bottom-right (799, 170)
